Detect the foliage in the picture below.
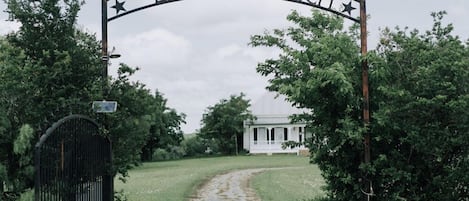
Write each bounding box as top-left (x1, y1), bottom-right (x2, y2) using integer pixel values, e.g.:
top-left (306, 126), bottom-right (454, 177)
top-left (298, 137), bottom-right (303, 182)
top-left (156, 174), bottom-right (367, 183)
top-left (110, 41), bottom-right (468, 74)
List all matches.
top-left (17, 189), bottom-right (33, 201)
top-left (0, 105), bottom-right (10, 195)
top-left (106, 63), bottom-right (185, 176)
top-left (114, 190), bottom-right (129, 201)
top-left (0, 163), bottom-right (7, 188)
top-left (199, 93), bottom-right (254, 155)
top-left (11, 124), bottom-right (35, 192)
top-left (152, 146), bottom-right (186, 161)
top-left (105, 63), bottom-right (152, 177)
top-left (282, 140), bottom-right (304, 150)
top-left (13, 124), bottom-right (34, 155)
top-left (250, 10), bottom-right (468, 201)
top-left (0, 0), bottom-right (100, 195)
top-left (250, 11), bottom-right (362, 200)
top-left (1, 0), bottom-right (185, 194)
top-left (140, 91), bottom-right (186, 161)
top-left (1, 0), bottom-right (102, 194)
top-left (181, 135), bottom-right (208, 157)
top-left (369, 11), bottom-right (469, 201)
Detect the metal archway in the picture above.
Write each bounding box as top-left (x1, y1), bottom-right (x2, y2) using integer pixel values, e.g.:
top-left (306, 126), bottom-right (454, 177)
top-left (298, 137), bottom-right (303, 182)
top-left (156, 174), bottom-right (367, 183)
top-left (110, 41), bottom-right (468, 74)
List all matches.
top-left (99, 0), bottom-right (372, 199)
top-left (106, 0), bottom-right (360, 22)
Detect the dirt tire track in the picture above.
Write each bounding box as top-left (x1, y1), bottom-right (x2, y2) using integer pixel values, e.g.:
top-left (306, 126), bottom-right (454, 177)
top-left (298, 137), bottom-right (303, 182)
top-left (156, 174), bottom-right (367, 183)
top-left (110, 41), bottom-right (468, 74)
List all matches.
top-left (189, 168), bottom-right (280, 201)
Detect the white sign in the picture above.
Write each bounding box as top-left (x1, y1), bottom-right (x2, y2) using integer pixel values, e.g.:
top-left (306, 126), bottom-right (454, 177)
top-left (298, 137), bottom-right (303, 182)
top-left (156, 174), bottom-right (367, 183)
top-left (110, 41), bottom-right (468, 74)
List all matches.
top-left (93, 101), bottom-right (118, 113)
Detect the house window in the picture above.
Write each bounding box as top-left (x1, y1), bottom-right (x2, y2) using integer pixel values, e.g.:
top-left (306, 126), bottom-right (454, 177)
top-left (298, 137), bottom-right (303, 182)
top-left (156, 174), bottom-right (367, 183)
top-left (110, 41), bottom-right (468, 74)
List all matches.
top-left (299, 134), bottom-right (303, 143)
top-left (253, 128), bottom-right (258, 144)
top-left (271, 128), bottom-right (275, 142)
top-left (266, 129), bottom-right (269, 141)
top-left (284, 128), bottom-right (288, 141)
top-left (299, 127), bottom-right (302, 133)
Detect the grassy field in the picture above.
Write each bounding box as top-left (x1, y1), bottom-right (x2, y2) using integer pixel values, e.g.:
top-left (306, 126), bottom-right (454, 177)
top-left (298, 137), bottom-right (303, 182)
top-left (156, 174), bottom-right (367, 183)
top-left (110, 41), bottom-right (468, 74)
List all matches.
top-left (115, 155), bottom-right (324, 201)
top-left (252, 166), bottom-right (325, 201)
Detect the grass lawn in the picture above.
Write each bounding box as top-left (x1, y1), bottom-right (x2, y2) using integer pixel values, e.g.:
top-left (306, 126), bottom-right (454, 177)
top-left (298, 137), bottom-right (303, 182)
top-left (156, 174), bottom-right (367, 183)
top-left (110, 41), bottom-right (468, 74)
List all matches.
top-left (115, 155), bottom-right (324, 201)
top-left (252, 166), bottom-right (325, 201)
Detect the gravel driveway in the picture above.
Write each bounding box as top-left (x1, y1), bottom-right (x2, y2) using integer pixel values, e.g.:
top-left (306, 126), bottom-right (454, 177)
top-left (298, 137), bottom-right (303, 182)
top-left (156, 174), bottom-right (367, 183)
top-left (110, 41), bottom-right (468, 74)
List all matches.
top-left (188, 168), bottom-right (272, 201)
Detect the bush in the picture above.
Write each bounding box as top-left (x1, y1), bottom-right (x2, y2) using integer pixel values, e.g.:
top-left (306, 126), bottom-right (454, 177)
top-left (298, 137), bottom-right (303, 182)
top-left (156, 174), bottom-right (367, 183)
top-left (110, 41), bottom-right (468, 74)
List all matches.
top-left (152, 145), bottom-right (186, 161)
top-left (17, 189), bottom-right (33, 201)
top-left (181, 136), bottom-right (207, 157)
top-left (114, 190), bottom-right (129, 201)
top-left (167, 145), bottom-right (186, 160)
top-left (205, 138), bottom-right (221, 155)
top-left (152, 148), bottom-right (169, 161)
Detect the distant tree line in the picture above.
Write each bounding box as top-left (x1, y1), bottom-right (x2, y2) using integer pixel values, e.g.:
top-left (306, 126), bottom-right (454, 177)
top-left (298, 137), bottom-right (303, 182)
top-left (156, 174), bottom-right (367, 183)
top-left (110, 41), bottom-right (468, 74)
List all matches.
top-left (153, 93), bottom-right (253, 160)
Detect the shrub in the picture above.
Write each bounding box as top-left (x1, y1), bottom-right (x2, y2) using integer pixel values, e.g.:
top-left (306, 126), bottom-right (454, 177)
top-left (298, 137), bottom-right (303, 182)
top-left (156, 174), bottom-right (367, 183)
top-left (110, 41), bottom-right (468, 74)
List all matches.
top-left (17, 189), bottom-right (33, 201)
top-left (152, 148), bottom-right (169, 161)
top-left (152, 146), bottom-right (186, 161)
top-left (181, 136), bottom-right (207, 157)
top-left (167, 145), bottom-right (186, 160)
top-left (114, 190), bottom-right (129, 201)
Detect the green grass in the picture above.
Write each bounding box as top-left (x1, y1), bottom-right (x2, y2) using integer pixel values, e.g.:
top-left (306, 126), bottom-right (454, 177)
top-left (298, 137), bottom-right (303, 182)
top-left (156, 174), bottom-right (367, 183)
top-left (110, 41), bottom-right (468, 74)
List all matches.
top-left (115, 155), bottom-right (324, 201)
top-left (251, 166), bottom-right (325, 201)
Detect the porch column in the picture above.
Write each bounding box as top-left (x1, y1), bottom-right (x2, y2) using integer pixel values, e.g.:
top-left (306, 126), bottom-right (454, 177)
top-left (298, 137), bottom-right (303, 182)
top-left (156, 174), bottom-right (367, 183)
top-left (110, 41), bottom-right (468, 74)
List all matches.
top-left (288, 127), bottom-right (294, 141)
top-left (245, 126), bottom-right (251, 151)
top-left (266, 127), bottom-right (272, 150)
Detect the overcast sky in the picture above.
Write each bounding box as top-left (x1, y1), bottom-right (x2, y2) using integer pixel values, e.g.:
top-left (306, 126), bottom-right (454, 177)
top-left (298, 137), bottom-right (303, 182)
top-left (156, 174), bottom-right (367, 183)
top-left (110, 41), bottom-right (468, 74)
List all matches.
top-left (1, 0), bottom-right (469, 133)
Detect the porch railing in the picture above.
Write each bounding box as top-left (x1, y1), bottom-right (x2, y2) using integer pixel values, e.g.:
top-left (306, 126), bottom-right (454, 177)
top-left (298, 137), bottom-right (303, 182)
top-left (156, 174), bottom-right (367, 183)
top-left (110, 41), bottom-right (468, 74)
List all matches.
top-left (250, 140), bottom-right (305, 153)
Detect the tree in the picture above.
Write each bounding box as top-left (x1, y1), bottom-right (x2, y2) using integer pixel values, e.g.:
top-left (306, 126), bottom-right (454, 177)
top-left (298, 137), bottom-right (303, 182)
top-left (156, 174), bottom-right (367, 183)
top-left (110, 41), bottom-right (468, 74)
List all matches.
top-left (199, 93), bottom-right (253, 155)
top-left (1, 0), bottom-right (188, 196)
top-left (140, 91), bottom-right (186, 162)
top-left (250, 10), bottom-right (468, 201)
top-left (369, 11), bottom-right (469, 200)
top-left (1, 0), bottom-right (102, 195)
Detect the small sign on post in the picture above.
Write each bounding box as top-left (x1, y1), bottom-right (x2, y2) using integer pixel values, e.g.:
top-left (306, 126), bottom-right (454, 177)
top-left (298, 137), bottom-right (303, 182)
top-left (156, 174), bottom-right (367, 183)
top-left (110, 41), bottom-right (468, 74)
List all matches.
top-left (93, 101), bottom-right (118, 113)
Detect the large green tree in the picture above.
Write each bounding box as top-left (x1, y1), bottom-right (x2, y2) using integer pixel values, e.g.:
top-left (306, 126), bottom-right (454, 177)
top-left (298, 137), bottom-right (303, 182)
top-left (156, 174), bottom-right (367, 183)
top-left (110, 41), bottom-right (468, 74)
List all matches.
top-left (369, 12), bottom-right (469, 200)
top-left (141, 90), bottom-right (186, 161)
top-left (250, 10), bottom-right (468, 201)
top-left (1, 0), bottom-right (102, 193)
top-left (1, 0), bottom-right (186, 196)
top-left (107, 65), bottom-right (186, 165)
top-left (199, 93), bottom-right (253, 155)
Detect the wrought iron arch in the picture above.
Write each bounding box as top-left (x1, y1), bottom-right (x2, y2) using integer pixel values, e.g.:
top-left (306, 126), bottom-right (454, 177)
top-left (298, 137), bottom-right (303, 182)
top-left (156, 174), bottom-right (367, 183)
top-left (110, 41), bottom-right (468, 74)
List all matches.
top-left (35, 114), bottom-right (113, 201)
top-left (100, 0), bottom-right (372, 199)
top-left (107, 0), bottom-right (360, 23)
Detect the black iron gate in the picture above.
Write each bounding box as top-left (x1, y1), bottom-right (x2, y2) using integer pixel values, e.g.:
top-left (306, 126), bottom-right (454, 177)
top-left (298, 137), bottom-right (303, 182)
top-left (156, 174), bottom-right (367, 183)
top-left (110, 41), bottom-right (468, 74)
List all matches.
top-left (35, 115), bottom-right (113, 201)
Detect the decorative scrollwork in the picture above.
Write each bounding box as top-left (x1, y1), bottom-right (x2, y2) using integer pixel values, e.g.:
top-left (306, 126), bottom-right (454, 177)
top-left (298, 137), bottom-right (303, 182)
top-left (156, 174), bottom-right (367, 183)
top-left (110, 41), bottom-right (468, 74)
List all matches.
top-left (283, 0), bottom-right (359, 22)
top-left (108, 0), bottom-right (360, 23)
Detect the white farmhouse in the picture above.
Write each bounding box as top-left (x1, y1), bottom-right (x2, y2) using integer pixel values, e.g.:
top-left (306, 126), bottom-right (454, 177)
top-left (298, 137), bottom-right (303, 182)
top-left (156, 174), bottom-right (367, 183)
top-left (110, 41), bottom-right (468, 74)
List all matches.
top-left (243, 92), bottom-right (311, 155)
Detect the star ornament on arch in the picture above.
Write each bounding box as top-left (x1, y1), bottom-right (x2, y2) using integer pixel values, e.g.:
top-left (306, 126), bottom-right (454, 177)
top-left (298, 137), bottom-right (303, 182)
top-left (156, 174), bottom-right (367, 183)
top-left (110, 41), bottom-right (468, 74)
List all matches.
top-left (111, 0), bottom-right (126, 15)
top-left (342, 1), bottom-right (356, 16)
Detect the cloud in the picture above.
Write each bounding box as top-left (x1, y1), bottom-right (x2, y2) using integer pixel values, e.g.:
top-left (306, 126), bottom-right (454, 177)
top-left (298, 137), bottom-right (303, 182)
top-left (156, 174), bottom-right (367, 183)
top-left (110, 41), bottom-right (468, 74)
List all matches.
top-left (0, 21), bottom-right (20, 35)
top-left (216, 44), bottom-right (242, 58)
top-left (4, 0), bottom-right (469, 134)
top-left (117, 28), bottom-right (192, 66)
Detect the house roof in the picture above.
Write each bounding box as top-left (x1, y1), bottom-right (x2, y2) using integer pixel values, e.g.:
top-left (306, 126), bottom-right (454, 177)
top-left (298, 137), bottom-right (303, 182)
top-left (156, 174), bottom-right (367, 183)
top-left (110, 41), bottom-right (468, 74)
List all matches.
top-left (250, 91), bottom-right (308, 116)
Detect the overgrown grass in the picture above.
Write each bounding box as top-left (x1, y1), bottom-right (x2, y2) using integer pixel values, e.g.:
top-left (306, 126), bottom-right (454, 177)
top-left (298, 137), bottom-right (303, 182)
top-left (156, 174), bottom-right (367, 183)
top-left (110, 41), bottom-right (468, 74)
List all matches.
top-left (115, 155), bottom-right (324, 201)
